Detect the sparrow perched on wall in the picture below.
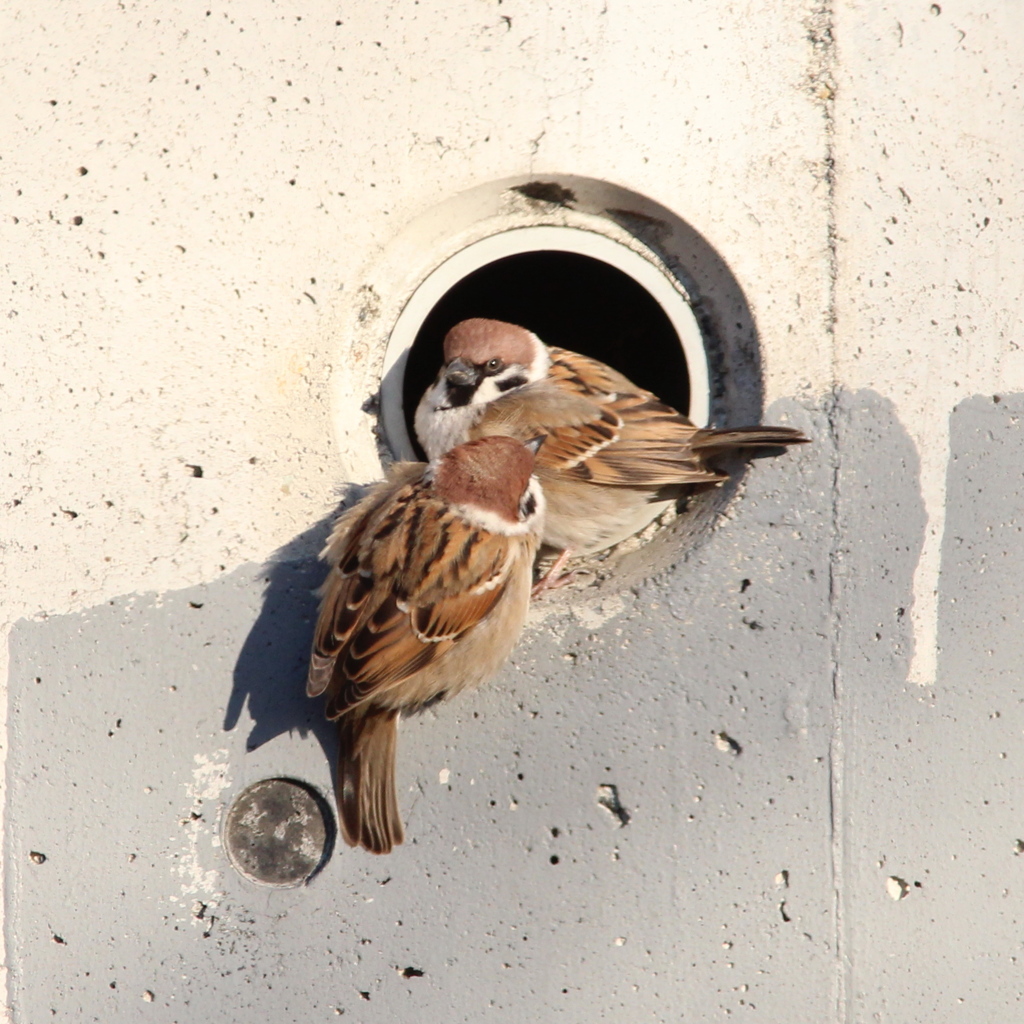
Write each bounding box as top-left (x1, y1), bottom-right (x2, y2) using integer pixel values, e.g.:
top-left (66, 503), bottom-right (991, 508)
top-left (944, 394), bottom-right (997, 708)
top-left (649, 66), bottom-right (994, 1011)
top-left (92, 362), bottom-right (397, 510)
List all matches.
top-left (307, 435), bottom-right (545, 854)
top-left (415, 318), bottom-right (808, 580)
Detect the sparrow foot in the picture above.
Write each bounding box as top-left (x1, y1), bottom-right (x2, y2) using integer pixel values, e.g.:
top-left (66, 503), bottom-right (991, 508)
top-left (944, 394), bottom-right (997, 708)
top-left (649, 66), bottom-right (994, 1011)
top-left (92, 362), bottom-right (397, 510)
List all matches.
top-left (531, 568), bottom-right (591, 598)
top-left (531, 549), bottom-right (591, 598)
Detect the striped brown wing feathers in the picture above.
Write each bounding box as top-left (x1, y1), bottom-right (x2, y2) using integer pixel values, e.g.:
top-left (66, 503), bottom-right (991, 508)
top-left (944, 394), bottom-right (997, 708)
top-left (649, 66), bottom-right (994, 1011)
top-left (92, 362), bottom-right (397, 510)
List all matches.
top-left (478, 383), bottom-right (626, 472)
top-left (570, 446), bottom-right (727, 488)
top-left (543, 348), bottom-right (807, 488)
top-left (536, 348), bottom-right (719, 487)
top-left (547, 346), bottom-right (640, 396)
top-left (397, 525), bottom-right (513, 647)
top-left (307, 570), bottom-right (375, 699)
top-left (410, 563), bottom-right (509, 641)
top-left (480, 371), bottom-right (716, 488)
top-left (564, 391), bottom-right (727, 488)
top-left (326, 591), bottom-right (448, 717)
top-left (309, 475), bottom-right (516, 719)
top-left (536, 405), bottom-right (623, 471)
top-left (307, 468), bottom-right (422, 700)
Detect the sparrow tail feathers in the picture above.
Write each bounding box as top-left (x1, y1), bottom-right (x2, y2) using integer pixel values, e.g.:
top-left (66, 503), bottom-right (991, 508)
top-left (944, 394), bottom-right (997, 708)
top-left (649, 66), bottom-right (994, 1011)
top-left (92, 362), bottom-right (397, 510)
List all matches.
top-left (691, 426), bottom-right (809, 451)
top-left (337, 709), bottom-right (404, 855)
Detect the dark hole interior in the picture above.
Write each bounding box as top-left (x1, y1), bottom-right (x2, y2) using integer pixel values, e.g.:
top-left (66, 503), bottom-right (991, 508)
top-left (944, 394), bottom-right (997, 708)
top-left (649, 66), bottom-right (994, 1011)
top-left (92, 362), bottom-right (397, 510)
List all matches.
top-left (400, 250), bottom-right (691, 457)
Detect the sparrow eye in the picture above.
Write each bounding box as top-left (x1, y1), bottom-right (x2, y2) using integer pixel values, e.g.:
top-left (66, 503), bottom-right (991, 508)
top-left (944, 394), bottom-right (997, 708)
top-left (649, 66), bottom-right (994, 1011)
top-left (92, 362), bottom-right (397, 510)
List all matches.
top-left (485, 358), bottom-right (503, 372)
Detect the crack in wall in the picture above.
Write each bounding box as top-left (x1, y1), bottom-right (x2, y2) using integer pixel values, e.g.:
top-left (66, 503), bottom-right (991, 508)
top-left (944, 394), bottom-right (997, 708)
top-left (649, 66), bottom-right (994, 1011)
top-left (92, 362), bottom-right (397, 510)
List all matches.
top-left (805, 1), bottom-right (844, 1020)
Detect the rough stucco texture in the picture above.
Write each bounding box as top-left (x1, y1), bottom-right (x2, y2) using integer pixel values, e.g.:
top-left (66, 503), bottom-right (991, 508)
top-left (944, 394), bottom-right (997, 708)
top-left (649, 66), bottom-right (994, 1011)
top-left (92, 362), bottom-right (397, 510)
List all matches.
top-left (0, 0), bottom-right (831, 622)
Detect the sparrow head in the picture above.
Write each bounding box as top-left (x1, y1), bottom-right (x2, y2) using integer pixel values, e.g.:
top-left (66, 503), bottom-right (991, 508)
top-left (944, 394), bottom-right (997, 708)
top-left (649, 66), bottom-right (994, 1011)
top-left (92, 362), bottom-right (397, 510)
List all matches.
top-left (430, 435), bottom-right (545, 535)
top-left (436, 319), bottom-right (550, 408)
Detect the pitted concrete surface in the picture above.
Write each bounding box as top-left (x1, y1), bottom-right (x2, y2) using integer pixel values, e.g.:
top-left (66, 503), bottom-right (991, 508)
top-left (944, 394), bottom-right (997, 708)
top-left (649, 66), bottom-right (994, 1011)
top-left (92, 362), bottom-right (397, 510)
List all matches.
top-left (8, 400), bottom-right (830, 1022)
top-left (9, 394), bottom-right (1024, 1021)
top-left (5, 1), bottom-right (1024, 1021)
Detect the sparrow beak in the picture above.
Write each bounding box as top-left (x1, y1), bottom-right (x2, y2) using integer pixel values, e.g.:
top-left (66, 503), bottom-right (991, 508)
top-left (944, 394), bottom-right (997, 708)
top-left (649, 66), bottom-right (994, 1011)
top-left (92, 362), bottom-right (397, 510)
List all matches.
top-left (523, 435), bottom-right (547, 456)
top-left (444, 357), bottom-right (480, 389)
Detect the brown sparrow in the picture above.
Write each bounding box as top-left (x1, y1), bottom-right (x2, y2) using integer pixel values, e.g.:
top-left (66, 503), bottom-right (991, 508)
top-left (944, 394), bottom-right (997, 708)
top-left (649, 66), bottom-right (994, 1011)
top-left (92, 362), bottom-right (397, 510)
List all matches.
top-left (307, 435), bottom-right (545, 854)
top-left (415, 318), bottom-right (808, 579)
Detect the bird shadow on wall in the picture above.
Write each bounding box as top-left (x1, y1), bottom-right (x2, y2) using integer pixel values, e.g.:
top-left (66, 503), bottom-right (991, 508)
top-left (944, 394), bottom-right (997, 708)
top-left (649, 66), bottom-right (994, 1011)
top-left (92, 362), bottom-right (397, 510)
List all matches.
top-left (224, 484), bottom-right (369, 771)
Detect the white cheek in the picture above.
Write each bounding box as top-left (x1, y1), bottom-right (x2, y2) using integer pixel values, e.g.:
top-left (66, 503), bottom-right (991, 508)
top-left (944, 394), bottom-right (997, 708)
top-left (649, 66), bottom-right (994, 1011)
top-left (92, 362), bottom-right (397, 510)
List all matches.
top-left (457, 504), bottom-right (531, 536)
top-left (474, 379), bottom-right (507, 404)
top-left (457, 477), bottom-right (546, 538)
top-left (523, 478), bottom-right (546, 532)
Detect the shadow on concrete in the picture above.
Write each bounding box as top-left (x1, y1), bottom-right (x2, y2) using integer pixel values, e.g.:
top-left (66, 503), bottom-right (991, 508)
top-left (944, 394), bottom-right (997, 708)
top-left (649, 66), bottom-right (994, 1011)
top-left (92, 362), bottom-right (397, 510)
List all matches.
top-left (603, 203), bottom-right (766, 428)
top-left (937, 391), bottom-right (1024, 689)
top-left (225, 485), bottom-right (368, 770)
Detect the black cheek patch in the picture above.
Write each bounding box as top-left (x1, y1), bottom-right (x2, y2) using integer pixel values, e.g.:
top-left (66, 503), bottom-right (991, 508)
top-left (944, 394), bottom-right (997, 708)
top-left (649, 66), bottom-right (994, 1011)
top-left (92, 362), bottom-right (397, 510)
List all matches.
top-left (496, 374), bottom-right (528, 393)
top-left (446, 383), bottom-right (477, 407)
top-left (519, 491), bottom-right (537, 519)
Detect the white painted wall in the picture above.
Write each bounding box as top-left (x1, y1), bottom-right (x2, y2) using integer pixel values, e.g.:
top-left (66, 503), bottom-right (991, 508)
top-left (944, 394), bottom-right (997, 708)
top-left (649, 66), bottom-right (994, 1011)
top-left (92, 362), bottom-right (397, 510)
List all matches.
top-left (1, 0), bottom-right (834, 621)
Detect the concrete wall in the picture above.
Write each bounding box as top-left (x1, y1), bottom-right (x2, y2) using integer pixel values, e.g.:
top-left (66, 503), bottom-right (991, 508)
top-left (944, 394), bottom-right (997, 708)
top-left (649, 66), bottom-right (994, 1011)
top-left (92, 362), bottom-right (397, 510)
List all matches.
top-left (2, 1), bottom-right (1022, 1020)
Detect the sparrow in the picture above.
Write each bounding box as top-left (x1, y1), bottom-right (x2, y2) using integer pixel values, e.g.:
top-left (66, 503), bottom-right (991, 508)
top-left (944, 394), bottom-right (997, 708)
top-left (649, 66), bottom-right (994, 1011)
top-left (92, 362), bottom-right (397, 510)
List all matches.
top-left (307, 435), bottom-right (545, 854)
top-left (415, 318), bottom-right (808, 581)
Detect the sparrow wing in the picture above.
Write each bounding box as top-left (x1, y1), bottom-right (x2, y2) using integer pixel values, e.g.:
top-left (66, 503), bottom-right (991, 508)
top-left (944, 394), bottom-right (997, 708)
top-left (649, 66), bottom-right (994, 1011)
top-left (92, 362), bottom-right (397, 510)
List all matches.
top-left (546, 346), bottom-right (640, 395)
top-left (550, 348), bottom-right (808, 485)
top-left (477, 382), bottom-right (626, 473)
top-left (306, 470), bottom-right (420, 700)
top-left (570, 391), bottom-right (730, 488)
top-left (308, 472), bottom-right (519, 718)
top-left (482, 348), bottom-right (729, 489)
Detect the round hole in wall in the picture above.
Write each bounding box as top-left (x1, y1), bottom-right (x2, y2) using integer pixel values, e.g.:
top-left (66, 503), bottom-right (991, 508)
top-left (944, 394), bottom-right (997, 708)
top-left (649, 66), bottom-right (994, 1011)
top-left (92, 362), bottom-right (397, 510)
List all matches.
top-left (334, 176), bottom-right (776, 591)
top-left (380, 225), bottom-right (710, 461)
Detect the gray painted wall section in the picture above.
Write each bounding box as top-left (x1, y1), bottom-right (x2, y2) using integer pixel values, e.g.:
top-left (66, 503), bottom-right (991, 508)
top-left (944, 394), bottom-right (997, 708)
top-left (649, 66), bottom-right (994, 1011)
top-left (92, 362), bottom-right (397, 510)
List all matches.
top-left (839, 392), bottom-right (1024, 1020)
top-left (9, 394), bottom-right (1024, 1021)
